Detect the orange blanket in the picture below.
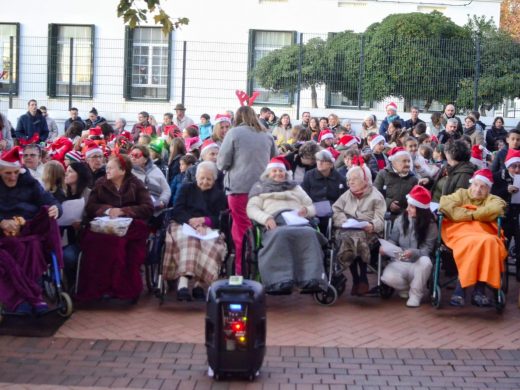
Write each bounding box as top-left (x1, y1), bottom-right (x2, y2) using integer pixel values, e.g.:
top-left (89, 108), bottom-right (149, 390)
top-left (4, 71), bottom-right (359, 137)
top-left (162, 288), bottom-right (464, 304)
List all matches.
top-left (441, 219), bottom-right (506, 289)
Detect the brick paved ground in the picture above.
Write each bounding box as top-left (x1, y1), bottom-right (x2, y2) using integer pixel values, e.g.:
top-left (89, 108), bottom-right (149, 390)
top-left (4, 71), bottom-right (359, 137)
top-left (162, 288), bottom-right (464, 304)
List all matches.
top-left (1, 336), bottom-right (520, 389)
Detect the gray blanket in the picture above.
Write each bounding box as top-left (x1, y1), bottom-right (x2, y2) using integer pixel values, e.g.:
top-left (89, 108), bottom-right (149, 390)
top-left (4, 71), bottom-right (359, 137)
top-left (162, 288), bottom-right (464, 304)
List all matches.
top-left (258, 225), bottom-right (327, 290)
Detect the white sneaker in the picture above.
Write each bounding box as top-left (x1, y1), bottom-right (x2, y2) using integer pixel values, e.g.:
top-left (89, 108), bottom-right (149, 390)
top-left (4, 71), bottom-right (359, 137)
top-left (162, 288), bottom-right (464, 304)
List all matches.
top-left (398, 290), bottom-right (409, 299)
top-left (406, 294), bottom-right (421, 307)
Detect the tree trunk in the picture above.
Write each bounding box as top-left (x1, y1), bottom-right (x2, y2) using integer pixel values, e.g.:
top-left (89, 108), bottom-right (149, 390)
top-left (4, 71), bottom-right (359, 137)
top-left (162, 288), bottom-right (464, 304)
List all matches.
top-left (311, 85), bottom-right (318, 108)
top-left (424, 97), bottom-right (432, 112)
top-left (404, 99), bottom-right (412, 112)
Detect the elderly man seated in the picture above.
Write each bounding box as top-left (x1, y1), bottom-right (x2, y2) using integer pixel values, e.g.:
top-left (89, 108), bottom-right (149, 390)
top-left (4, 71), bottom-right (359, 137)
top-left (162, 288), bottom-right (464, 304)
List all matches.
top-left (439, 168), bottom-right (507, 307)
top-left (0, 148), bottom-right (62, 314)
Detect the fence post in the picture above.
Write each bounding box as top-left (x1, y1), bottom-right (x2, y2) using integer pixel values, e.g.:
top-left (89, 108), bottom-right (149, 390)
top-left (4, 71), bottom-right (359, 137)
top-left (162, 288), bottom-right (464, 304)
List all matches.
top-left (181, 41), bottom-right (187, 105)
top-left (8, 36), bottom-right (14, 109)
top-left (68, 37), bottom-right (74, 111)
top-left (357, 34), bottom-right (365, 110)
top-left (473, 37), bottom-right (480, 113)
top-left (296, 33), bottom-right (303, 120)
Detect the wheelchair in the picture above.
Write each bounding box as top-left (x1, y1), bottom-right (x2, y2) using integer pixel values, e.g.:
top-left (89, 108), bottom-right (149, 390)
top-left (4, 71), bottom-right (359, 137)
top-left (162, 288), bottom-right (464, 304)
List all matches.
top-left (0, 250), bottom-right (73, 322)
top-left (430, 214), bottom-right (507, 313)
top-left (241, 214), bottom-right (347, 306)
top-left (153, 209), bottom-right (235, 304)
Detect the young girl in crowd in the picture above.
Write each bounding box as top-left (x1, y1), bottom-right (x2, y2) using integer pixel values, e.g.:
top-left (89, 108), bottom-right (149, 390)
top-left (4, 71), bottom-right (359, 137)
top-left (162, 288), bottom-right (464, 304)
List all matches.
top-left (169, 154), bottom-right (197, 206)
top-left (42, 160), bottom-right (66, 203)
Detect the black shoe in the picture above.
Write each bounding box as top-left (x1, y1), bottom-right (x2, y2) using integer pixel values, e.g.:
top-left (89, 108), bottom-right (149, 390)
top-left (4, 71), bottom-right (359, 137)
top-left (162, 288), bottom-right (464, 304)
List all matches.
top-left (300, 280), bottom-right (322, 294)
top-left (177, 287), bottom-right (192, 301)
top-left (192, 286), bottom-right (205, 301)
top-left (266, 281), bottom-right (293, 295)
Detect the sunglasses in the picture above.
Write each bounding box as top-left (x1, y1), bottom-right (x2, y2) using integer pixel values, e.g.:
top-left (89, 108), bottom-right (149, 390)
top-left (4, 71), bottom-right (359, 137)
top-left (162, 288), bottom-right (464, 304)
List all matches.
top-left (130, 152), bottom-right (143, 159)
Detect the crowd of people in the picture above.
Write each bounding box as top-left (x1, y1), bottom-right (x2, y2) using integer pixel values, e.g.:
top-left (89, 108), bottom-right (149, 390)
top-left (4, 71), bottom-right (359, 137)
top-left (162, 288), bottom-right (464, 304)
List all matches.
top-left (0, 98), bottom-right (518, 314)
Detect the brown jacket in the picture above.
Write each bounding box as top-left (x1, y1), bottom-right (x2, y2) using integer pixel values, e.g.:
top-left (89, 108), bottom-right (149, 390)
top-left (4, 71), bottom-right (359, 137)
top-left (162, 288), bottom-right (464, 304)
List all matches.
top-left (86, 174), bottom-right (154, 220)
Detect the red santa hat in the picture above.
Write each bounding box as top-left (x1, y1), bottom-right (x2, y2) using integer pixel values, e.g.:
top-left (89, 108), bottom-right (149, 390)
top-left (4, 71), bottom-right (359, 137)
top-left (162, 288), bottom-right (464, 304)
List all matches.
top-left (326, 146), bottom-right (340, 160)
top-left (406, 185), bottom-right (431, 209)
top-left (387, 146), bottom-right (411, 161)
top-left (386, 102), bottom-right (398, 112)
top-left (470, 168), bottom-right (493, 188)
top-left (214, 113), bottom-right (232, 125)
top-left (505, 148), bottom-right (520, 168)
top-left (266, 156), bottom-right (290, 171)
top-left (88, 126), bottom-right (104, 138)
top-left (65, 150), bottom-right (83, 163)
top-left (200, 139), bottom-right (220, 156)
top-left (0, 146), bottom-right (25, 172)
top-left (318, 129), bottom-right (334, 143)
top-left (162, 124), bottom-right (181, 137)
top-left (336, 135), bottom-right (360, 149)
top-left (84, 142), bottom-right (103, 159)
top-left (368, 134), bottom-right (386, 150)
top-left (470, 145), bottom-right (484, 168)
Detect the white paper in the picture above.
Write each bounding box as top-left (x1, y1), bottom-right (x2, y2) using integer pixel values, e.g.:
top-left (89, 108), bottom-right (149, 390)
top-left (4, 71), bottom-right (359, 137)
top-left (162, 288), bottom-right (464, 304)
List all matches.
top-left (429, 202), bottom-right (440, 213)
top-left (512, 176), bottom-right (520, 204)
top-left (57, 199), bottom-right (85, 226)
top-left (181, 223), bottom-right (219, 240)
top-left (314, 201), bottom-right (332, 217)
top-left (378, 239), bottom-right (403, 258)
top-left (281, 210), bottom-right (309, 226)
top-left (341, 219), bottom-right (369, 229)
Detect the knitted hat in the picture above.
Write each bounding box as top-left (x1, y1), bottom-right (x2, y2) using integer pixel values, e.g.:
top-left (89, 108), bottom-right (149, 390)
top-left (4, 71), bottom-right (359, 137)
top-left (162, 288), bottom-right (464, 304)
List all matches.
top-left (84, 142), bottom-right (103, 158)
top-left (406, 185), bottom-right (431, 209)
top-left (0, 146), bottom-right (25, 172)
top-left (266, 156), bottom-right (290, 171)
top-left (149, 139), bottom-right (165, 154)
top-left (470, 168), bottom-right (493, 188)
top-left (336, 135), bottom-right (360, 149)
top-left (368, 134), bottom-right (386, 150)
top-left (470, 145), bottom-right (484, 168)
top-left (505, 149), bottom-right (520, 168)
top-left (318, 129), bottom-right (334, 143)
top-left (386, 102), bottom-right (398, 112)
top-left (65, 150), bottom-right (83, 163)
top-left (388, 146), bottom-right (411, 161)
top-left (200, 139), bottom-right (219, 156)
top-left (88, 126), bottom-right (103, 138)
top-left (214, 113), bottom-right (232, 125)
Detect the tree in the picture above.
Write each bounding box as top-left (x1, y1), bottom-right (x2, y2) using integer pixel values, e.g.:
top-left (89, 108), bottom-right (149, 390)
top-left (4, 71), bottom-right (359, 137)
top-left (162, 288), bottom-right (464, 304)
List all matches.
top-left (456, 16), bottom-right (520, 111)
top-left (362, 11), bottom-right (473, 111)
top-left (117, 0), bottom-right (189, 35)
top-left (501, 0), bottom-right (520, 41)
top-left (253, 38), bottom-right (328, 108)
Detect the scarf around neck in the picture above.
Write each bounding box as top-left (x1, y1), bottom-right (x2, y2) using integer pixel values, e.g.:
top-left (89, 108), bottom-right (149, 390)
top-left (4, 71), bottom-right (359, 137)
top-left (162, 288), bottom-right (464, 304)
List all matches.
top-left (249, 178), bottom-right (298, 198)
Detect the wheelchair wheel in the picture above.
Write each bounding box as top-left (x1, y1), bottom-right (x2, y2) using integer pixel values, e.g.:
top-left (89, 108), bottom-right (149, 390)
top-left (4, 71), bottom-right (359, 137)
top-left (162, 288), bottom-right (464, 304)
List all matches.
top-left (313, 285), bottom-right (338, 306)
top-left (42, 271), bottom-right (58, 303)
top-left (431, 285), bottom-right (442, 309)
top-left (57, 292), bottom-right (73, 318)
top-left (380, 282), bottom-right (394, 299)
top-left (145, 262), bottom-right (160, 293)
top-left (331, 273), bottom-right (347, 297)
top-left (495, 289), bottom-right (506, 314)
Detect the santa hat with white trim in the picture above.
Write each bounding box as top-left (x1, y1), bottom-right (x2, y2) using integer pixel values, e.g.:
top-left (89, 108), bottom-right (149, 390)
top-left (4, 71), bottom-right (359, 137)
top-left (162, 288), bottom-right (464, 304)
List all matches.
top-left (318, 129), bottom-right (334, 143)
top-left (266, 156), bottom-right (290, 171)
top-left (470, 145), bottom-right (484, 168)
top-left (386, 102), bottom-right (398, 113)
top-left (336, 135), bottom-right (360, 149)
top-left (84, 142), bottom-right (103, 158)
top-left (214, 113), bottom-right (232, 125)
top-left (368, 134), bottom-right (386, 150)
top-left (0, 146), bottom-right (26, 173)
top-left (469, 168), bottom-right (493, 188)
top-left (505, 148), bottom-right (520, 168)
top-left (200, 139), bottom-right (220, 157)
top-left (406, 185), bottom-right (431, 209)
top-left (387, 146), bottom-right (411, 161)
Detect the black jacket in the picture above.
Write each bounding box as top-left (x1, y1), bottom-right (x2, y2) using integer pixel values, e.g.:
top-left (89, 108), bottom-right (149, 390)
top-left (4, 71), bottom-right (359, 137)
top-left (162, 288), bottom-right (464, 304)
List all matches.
top-left (374, 166), bottom-right (418, 213)
top-left (301, 168), bottom-right (347, 204)
top-left (442, 161), bottom-right (476, 196)
top-left (172, 181), bottom-right (228, 228)
top-left (486, 126), bottom-right (508, 152)
top-left (0, 171), bottom-right (62, 221)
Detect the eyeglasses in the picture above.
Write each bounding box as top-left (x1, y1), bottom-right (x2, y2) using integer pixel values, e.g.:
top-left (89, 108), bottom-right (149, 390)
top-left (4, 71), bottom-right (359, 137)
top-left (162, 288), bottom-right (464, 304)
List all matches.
top-left (130, 152), bottom-right (143, 159)
top-left (509, 164), bottom-right (520, 170)
top-left (23, 153), bottom-right (39, 158)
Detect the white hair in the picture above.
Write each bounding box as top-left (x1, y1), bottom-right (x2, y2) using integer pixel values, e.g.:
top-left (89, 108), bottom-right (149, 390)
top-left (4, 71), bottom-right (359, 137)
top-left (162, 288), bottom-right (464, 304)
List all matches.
top-left (346, 165), bottom-right (372, 185)
top-left (196, 161), bottom-right (218, 180)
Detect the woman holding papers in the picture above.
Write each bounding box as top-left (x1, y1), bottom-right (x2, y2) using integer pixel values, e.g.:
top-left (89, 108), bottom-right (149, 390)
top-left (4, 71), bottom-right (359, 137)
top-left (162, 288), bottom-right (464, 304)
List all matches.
top-left (332, 163), bottom-right (386, 296)
top-left (162, 161), bottom-right (228, 301)
top-left (247, 156), bottom-right (327, 295)
top-left (77, 155), bottom-right (153, 302)
top-left (380, 185), bottom-right (437, 307)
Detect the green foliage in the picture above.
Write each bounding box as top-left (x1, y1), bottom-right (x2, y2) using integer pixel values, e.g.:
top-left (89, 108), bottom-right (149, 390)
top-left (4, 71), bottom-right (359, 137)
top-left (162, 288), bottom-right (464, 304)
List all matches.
top-left (117, 0), bottom-right (188, 35)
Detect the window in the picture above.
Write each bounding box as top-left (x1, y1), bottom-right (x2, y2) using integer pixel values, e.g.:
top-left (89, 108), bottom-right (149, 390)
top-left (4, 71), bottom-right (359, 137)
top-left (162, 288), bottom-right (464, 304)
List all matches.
top-left (0, 23), bottom-right (19, 96)
top-left (248, 30), bottom-right (296, 105)
top-left (124, 27), bottom-right (171, 101)
top-left (47, 24), bottom-right (94, 98)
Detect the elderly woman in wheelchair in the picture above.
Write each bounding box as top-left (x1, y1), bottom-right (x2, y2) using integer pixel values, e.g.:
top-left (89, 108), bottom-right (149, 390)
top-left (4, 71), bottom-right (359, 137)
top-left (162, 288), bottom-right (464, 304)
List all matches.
top-left (439, 168), bottom-right (507, 307)
top-left (0, 149), bottom-right (62, 314)
top-left (332, 163), bottom-right (386, 296)
top-left (246, 156), bottom-right (327, 295)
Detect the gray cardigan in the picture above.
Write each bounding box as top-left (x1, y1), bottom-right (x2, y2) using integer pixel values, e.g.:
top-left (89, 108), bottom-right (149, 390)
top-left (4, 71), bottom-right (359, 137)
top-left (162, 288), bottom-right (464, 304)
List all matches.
top-left (388, 214), bottom-right (437, 262)
top-left (217, 124), bottom-right (277, 194)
